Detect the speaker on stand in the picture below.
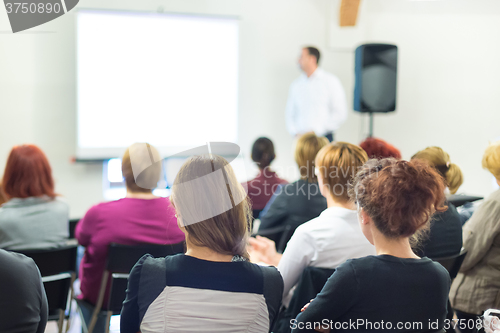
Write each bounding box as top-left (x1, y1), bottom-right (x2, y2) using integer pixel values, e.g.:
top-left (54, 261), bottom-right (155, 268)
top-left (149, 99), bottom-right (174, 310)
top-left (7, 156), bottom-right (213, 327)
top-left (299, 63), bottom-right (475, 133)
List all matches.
top-left (354, 43), bottom-right (398, 137)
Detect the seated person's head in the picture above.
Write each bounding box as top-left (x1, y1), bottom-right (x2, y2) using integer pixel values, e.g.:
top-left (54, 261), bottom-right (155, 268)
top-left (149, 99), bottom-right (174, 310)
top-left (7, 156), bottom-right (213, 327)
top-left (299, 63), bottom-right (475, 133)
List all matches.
top-left (315, 142), bottom-right (368, 204)
top-left (2, 144), bottom-right (55, 200)
top-left (359, 137), bottom-right (401, 160)
top-left (122, 143), bottom-right (161, 193)
top-left (170, 154), bottom-right (250, 259)
top-left (295, 132), bottom-right (329, 182)
top-left (350, 158), bottom-right (447, 246)
top-left (251, 137), bottom-right (276, 170)
top-left (482, 140), bottom-right (500, 186)
top-left (412, 146), bottom-right (463, 194)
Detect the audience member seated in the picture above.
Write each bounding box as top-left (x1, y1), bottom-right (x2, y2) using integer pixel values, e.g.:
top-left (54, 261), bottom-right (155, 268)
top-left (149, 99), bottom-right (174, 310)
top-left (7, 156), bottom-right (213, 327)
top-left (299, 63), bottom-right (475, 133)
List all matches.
top-left (249, 142), bottom-right (375, 305)
top-left (450, 141), bottom-right (500, 333)
top-left (292, 158), bottom-right (451, 333)
top-left (0, 249), bottom-right (48, 333)
top-left (359, 137), bottom-right (402, 159)
top-left (121, 154), bottom-right (283, 333)
top-left (76, 143), bottom-right (185, 330)
top-left (0, 144), bottom-right (69, 250)
top-left (412, 146), bottom-right (463, 259)
top-left (258, 132), bottom-right (328, 244)
top-left (244, 137), bottom-right (288, 220)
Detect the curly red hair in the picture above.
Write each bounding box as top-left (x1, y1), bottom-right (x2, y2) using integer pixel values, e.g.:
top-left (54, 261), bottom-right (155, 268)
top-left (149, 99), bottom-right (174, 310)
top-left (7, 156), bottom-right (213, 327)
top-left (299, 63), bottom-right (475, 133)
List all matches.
top-left (2, 145), bottom-right (56, 199)
top-left (359, 137), bottom-right (401, 160)
top-left (349, 158), bottom-right (447, 238)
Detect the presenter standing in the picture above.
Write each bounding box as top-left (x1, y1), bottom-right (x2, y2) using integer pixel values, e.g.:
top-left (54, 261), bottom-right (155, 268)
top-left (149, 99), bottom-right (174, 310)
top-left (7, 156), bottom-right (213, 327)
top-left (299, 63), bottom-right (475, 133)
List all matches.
top-left (285, 47), bottom-right (347, 142)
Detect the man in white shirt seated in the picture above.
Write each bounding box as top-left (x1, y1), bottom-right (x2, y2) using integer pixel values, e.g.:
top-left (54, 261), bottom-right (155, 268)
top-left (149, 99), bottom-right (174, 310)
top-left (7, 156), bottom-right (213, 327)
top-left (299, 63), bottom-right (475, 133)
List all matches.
top-left (285, 47), bottom-right (348, 142)
top-left (249, 142), bottom-right (375, 304)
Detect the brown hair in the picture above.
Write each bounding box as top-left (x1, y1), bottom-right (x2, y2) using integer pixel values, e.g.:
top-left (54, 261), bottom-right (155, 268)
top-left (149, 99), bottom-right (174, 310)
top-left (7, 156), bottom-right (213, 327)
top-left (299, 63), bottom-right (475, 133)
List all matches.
top-left (122, 143), bottom-right (161, 193)
top-left (412, 147), bottom-right (463, 194)
top-left (482, 140), bottom-right (500, 180)
top-left (294, 132), bottom-right (329, 182)
top-left (2, 144), bottom-right (56, 199)
top-left (170, 154), bottom-right (251, 259)
top-left (349, 158), bottom-right (447, 239)
top-left (315, 142), bottom-right (368, 202)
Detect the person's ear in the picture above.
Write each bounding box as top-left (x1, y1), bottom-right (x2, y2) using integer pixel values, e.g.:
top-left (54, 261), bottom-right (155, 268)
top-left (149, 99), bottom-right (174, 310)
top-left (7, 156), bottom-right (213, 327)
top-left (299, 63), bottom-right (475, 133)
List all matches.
top-left (359, 208), bottom-right (372, 225)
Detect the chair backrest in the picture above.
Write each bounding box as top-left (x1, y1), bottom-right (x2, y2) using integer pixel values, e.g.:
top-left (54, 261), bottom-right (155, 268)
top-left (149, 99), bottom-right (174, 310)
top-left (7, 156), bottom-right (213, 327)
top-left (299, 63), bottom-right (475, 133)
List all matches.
top-left (69, 219), bottom-right (80, 239)
top-left (15, 245), bottom-right (78, 277)
top-left (14, 246), bottom-right (77, 314)
top-left (274, 266), bottom-right (335, 333)
top-left (106, 241), bottom-right (186, 273)
top-left (42, 273), bottom-right (73, 313)
top-left (105, 242), bottom-right (186, 314)
top-left (434, 248), bottom-right (467, 280)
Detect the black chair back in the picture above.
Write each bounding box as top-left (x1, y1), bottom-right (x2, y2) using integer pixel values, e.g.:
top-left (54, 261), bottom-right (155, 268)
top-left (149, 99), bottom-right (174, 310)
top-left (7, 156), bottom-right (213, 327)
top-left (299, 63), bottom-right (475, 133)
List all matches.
top-left (69, 219), bottom-right (80, 239)
top-left (14, 245), bottom-right (78, 332)
top-left (105, 241), bottom-right (185, 313)
top-left (15, 245), bottom-right (78, 278)
top-left (274, 266), bottom-right (335, 333)
top-left (434, 248), bottom-right (467, 280)
top-left (106, 241), bottom-right (185, 273)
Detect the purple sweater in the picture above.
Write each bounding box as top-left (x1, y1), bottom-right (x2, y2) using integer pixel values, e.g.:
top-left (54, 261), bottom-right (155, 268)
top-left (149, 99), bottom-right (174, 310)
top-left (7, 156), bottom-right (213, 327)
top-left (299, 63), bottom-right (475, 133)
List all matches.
top-left (75, 197), bottom-right (185, 306)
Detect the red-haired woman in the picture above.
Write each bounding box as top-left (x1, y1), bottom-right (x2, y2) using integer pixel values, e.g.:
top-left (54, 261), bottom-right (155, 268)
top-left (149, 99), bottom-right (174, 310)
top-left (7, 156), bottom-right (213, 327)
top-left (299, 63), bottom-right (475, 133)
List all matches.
top-left (293, 158), bottom-right (450, 333)
top-left (0, 145), bottom-right (69, 250)
top-left (359, 137), bottom-right (402, 159)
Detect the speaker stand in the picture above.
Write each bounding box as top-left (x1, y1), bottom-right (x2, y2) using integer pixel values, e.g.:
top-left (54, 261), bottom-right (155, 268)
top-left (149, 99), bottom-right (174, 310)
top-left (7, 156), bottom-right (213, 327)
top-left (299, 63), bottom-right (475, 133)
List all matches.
top-left (368, 112), bottom-right (374, 138)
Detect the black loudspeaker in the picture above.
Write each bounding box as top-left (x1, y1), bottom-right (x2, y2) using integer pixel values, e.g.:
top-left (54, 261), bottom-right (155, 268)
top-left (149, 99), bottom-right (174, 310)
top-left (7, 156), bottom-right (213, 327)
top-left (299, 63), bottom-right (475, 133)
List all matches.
top-left (354, 44), bottom-right (398, 113)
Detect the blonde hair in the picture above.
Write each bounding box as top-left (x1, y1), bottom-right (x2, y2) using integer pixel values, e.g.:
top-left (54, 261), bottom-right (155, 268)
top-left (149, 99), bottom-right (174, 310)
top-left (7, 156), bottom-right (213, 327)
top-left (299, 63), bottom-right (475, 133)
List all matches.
top-left (122, 143), bottom-right (162, 193)
top-left (170, 154), bottom-right (251, 259)
top-left (412, 146), bottom-right (463, 194)
top-left (294, 132), bottom-right (329, 182)
top-left (482, 140), bottom-right (500, 180)
top-left (315, 142), bottom-right (368, 202)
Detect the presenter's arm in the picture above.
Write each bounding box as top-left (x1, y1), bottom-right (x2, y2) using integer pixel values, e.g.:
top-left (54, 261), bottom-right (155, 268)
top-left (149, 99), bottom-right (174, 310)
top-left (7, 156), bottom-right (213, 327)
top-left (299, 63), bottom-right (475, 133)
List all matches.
top-left (285, 85), bottom-right (298, 136)
top-left (329, 77), bottom-right (348, 130)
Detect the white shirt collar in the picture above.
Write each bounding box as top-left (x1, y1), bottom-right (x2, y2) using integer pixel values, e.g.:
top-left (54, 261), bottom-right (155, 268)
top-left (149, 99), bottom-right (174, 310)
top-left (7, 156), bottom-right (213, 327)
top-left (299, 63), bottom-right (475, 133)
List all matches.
top-left (319, 206), bottom-right (358, 219)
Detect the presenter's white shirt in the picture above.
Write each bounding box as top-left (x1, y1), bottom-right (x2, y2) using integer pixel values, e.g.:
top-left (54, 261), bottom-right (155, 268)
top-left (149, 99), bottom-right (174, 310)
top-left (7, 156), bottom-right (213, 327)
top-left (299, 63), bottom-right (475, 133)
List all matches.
top-left (285, 68), bottom-right (348, 136)
top-left (277, 206), bottom-right (375, 303)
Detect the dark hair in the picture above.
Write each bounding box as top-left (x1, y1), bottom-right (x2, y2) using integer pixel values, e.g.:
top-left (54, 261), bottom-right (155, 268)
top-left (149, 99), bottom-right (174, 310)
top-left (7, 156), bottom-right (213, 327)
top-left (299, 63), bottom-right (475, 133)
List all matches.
top-left (305, 46), bottom-right (320, 64)
top-left (2, 145), bottom-right (56, 199)
top-left (251, 137), bottom-right (275, 169)
top-left (359, 137), bottom-right (402, 160)
top-left (349, 158), bottom-right (447, 239)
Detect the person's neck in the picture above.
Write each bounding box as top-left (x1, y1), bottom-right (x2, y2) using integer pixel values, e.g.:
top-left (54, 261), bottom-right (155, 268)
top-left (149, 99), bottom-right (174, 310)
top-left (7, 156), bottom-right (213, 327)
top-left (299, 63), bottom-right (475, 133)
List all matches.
top-left (372, 232), bottom-right (419, 259)
top-left (305, 65), bottom-right (318, 78)
top-left (259, 166), bottom-right (273, 175)
top-left (326, 195), bottom-right (355, 210)
top-left (125, 190), bottom-right (158, 200)
top-left (185, 240), bottom-right (234, 262)
top-left (497, 178), bottom-right (500, 187)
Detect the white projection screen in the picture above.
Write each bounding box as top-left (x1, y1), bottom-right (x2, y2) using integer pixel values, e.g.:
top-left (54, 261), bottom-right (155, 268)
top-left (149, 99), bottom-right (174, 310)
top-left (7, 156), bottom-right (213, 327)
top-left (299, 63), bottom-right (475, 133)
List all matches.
top-left (76, 10), bottom-right (239, 159)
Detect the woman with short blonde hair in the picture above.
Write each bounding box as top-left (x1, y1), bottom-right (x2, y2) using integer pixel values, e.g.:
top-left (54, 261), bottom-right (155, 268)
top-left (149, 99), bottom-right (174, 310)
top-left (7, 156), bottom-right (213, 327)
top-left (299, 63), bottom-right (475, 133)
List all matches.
top-left (450, 141), bottom-right (500, 332)
top-left (257, 133), bottom-right (329, 248)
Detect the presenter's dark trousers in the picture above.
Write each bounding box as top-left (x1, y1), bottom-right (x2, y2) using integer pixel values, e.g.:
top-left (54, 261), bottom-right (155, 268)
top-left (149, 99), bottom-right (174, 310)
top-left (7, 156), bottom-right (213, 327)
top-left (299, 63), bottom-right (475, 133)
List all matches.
top-left (325, 132), bottom-right (334, 142)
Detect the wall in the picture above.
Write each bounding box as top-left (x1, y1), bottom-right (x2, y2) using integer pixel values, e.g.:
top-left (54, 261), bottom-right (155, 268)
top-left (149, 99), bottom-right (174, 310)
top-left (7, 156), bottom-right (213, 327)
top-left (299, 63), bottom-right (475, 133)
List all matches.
top-left (0, 0), bottom-right (499, 217)
top-left (0, 0), bottom-right (357, 218)
top-left (360, 0), bottom-right (500, 197)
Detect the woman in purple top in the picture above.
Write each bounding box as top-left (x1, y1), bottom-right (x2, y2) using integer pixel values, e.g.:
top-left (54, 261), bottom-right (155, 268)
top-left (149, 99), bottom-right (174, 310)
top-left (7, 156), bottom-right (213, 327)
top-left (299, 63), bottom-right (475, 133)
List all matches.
top-left (243, 137), bottom-right (288, 219)
top-left (75, 143), bottom-right (185, 311)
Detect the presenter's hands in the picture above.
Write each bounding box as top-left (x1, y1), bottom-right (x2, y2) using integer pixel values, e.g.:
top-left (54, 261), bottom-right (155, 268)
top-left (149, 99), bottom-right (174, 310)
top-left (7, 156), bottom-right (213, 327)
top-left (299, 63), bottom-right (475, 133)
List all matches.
top-left (248, 236), bottom-right (281, 266)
